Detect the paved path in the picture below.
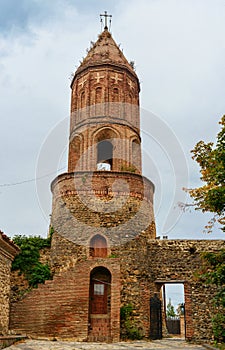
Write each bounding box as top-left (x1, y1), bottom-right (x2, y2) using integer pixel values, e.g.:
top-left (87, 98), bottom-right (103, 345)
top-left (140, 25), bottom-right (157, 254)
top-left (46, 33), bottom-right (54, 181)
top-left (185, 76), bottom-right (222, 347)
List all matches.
top-left (5, 338), bottom-right (206, 350)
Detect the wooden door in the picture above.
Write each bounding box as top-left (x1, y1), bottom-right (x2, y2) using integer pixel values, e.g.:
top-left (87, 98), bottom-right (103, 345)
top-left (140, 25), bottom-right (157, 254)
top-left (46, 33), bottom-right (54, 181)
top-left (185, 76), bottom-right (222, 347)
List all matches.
top-left (150, 294), bottom-right (162, 339)
top-left (90, 281), bottom-right (108, 314)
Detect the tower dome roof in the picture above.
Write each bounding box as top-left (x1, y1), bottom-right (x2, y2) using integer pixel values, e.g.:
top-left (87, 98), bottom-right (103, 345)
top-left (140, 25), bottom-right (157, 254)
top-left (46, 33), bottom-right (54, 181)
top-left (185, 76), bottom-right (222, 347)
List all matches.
top-left (75, 29), bottom-right (137, 77)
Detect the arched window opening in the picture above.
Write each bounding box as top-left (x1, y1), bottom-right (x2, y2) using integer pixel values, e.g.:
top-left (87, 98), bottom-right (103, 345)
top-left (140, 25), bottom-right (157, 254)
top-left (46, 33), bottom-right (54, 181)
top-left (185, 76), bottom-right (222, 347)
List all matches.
top-left (111, 88), bottom-right (120, 117)
top-left (95, 87), bottom-right (102, 104)
top-left (112, 88), bottom-right (119, 102)
top-left (70, 136), bottom-right (81, 171)
top-left (90, 234), bottom-right (108, 258)
top-left (132, 139), bottom-right (140, 170)
top-left (128, 93), bottom-right (133, 104)
top-left (81, 91), bottom-right (85, 109)
top-left (97, 140), bottom-right (113, 171)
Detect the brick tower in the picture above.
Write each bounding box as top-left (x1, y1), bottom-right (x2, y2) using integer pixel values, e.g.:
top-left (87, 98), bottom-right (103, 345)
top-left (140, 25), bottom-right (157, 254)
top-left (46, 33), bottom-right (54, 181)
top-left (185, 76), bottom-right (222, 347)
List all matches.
top-left (10, 15), bottom-right (224, 344)
top-left (10, 17), bottom-right (156, 342)
top-left (49, 18), bottom-right (156, 341)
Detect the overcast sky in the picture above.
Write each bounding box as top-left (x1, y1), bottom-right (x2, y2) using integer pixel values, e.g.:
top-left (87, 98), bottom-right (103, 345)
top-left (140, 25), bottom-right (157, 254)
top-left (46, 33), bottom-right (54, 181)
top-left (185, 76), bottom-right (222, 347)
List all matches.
top-left (0, 0), bottom-right (225, 240)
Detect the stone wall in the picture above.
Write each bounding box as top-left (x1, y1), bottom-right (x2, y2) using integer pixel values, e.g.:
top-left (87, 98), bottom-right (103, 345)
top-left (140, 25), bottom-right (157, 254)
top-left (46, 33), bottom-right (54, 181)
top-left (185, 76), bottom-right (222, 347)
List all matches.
top-left (9, 236), bottom-right (224, 343)
top-left (110, 239), bottom-right (224, 343)
top-left (0, 254), bottom-right (11, 335)
top-left (50, 171), bottom-right (155, 274)
top-left (0, 232), bottom-right (19, 335)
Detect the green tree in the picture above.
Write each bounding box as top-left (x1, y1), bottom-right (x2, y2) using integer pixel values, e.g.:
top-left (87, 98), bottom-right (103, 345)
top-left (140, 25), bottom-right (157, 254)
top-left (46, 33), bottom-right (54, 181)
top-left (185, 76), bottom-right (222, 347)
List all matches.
top-left (201, 250), bottom-right (225, 344)
top-left (166, 298), bottom-right (176, 318)
top-left (186, 116), bottom-right (225, 233)
top-left (186, 116), bottom-right (225, 346)
top-left (12, 235), bottom-right (52, 287)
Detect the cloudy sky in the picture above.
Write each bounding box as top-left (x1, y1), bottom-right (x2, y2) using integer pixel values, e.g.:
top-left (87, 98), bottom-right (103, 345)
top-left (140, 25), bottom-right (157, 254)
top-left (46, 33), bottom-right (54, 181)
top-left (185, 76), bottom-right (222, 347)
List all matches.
top-left (0, 0), bottom-right (225, 240)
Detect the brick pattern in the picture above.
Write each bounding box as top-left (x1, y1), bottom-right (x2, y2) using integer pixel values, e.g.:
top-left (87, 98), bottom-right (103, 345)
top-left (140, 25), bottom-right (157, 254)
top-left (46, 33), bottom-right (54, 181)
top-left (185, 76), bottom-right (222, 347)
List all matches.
top-left (49, 172), bottom-right (156, 272)
top-left (9, 237), bottom-right (224, 343)
top-left (10, 259), bottom-right (120, 342)
top-left (184, 282), bottom-right (194, 340)
top-left (68, 31), bottom-right (141, 175)
top-left (88, 316), bottom-right (111, 342)
top-left (68, 124), bottom-right (142, 174)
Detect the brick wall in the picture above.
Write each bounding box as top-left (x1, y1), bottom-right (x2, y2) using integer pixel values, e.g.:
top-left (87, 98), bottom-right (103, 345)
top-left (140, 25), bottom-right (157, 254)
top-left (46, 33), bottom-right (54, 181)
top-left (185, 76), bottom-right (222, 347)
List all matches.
top-left (10, 259), bottom-right (120, 342)
top-left (9, 237), bottom-right (224, 342)
top-left (68, 123), bottom-right (142, 174)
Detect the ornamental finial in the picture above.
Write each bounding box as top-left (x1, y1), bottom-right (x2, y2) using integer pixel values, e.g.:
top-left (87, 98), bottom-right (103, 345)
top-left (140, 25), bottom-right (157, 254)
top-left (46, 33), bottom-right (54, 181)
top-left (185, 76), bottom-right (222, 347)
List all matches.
top-left (100, 11), bottom-right (112, 31)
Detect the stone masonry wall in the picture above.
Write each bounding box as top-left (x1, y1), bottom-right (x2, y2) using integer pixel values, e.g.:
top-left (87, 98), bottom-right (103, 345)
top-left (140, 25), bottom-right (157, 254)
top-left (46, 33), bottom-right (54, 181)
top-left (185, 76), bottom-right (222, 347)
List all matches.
top-left (0, 233), bottom-right (19, 335)
top-left (0, 254), bottom-right (12, 335)
top-left (9, 236), bottom-right (224, 342)
top-left (50, 171), bottom-right (155, 273)
top-left (110, 239), bottom-right (224, 342)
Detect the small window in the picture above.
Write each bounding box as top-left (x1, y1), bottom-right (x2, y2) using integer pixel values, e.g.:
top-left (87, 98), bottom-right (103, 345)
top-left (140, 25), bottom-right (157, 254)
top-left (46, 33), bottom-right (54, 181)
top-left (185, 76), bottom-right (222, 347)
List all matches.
top-left (94, 284), bottom-right (104, 295)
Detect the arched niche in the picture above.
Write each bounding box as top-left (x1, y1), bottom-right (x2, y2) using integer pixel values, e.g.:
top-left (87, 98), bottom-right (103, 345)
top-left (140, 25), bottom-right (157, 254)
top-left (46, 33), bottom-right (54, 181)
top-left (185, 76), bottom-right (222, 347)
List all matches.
top-left (68, 134), bottom-right (83, 172)
top-left (132, 138), bottom-right (140, 169)
top-left (90, 234), bottom-right (108, 258)
top-left (95, 87), bottom-right (102, 104)
top-left (80, 91), bottom-right (85, 109)
top-left (112, 88), bottom-right (119, 102)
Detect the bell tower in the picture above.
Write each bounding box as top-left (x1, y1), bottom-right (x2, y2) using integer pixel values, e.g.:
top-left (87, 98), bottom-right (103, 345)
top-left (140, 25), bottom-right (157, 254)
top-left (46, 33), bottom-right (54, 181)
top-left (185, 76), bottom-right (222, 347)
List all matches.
top-left (68, 26), bottom-right (141, 174)
top-left (50, 15), bottom-right (156, 341)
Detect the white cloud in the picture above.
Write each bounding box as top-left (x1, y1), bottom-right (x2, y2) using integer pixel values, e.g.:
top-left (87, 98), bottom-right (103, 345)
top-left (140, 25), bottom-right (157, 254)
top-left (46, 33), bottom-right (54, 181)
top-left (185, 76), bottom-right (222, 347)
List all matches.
top-left (0, 0), bottom-right (224, 239)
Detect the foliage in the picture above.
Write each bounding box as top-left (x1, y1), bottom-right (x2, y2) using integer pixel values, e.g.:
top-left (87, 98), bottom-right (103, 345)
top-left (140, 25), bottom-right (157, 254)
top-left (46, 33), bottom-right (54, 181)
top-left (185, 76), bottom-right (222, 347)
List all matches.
top-left (108, 254), bottom-right (118, 258)
top-left (120, 303), bottom-right (133, 320)
top-left (176, 303), bottom-right (185, 316)
top-left (185, 116), bottom-right (225, 344)
top-left (212, 313), bottom-right (225, 346)
top-left (201, 250), bottom-right (225, 344)
top-left (12, 234), bottom-right (52, 287)
top-left (120, 304), bottom-right (143, 340)
top-left (186, 116), bottom-right (225, 233)
top-left (120, 165), bottom-right (136, 173)
top-left (166, 298), bottom-right (176, 318)
top-left (27, 263), bottom-right (51, 288)
top-left (189, 116), bottom-right (225, 345)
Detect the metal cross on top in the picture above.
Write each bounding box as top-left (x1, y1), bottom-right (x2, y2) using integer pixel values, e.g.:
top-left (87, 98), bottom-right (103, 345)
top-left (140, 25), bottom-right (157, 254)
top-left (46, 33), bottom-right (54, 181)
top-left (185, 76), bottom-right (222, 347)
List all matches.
top-left (100, 11), bottom-right (112, 30)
